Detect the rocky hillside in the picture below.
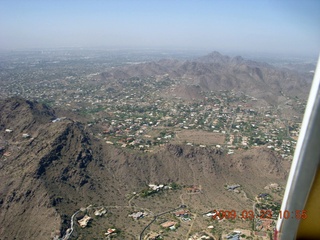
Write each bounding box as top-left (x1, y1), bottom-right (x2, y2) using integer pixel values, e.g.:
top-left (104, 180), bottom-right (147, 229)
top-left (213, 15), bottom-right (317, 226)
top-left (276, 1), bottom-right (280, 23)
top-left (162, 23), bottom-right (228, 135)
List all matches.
top-left (0, 98), bottom-right (116, 239)
top-left (0, 98), bottom-right (290, 239)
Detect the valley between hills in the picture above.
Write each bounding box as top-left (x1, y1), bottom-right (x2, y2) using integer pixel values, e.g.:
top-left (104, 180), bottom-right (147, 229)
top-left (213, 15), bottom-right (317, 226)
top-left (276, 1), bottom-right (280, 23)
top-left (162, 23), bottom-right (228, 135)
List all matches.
top-left (0, 50), bottom-right (314, 239)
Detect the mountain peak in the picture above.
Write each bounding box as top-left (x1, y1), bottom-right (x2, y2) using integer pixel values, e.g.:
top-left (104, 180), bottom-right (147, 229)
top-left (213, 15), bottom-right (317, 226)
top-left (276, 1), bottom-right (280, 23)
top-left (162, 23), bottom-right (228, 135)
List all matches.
top-left (197, 51), bottom-right (230, 63)
top-left (208, 51), bottom-right (223, 57)
top-left (0, 97), bottom-right (56, 135)
top-left (232, 55), bottom-right (244, 62)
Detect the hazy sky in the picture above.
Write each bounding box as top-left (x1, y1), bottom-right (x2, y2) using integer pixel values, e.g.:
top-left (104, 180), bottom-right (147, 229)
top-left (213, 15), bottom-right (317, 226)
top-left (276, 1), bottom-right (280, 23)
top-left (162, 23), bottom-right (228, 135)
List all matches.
top-left (1, 0), bottom-right (320, 57)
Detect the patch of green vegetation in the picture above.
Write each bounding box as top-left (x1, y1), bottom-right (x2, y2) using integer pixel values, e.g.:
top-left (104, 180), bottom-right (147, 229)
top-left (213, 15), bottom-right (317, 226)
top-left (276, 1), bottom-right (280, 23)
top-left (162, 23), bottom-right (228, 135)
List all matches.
top-left (228, 219), bottom-right (236, 224)
top-left (169, 182), bottom-right (181, 190)
top-left (39, 99), bottom-right (55, 107)
top-left (140, 188), bottom-right (158, 198)
top-left (79, 106), bottom-right (106, 115)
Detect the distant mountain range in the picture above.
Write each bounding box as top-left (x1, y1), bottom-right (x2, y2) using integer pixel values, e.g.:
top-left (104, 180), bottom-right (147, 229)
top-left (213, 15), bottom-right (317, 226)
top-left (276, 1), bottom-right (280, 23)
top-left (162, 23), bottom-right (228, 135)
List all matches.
top-left (99, 51), bottom-right (312, 105)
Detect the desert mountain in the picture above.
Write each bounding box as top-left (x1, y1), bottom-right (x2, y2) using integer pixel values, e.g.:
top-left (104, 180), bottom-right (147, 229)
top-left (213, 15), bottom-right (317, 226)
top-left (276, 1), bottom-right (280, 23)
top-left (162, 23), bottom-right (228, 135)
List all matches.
top-left (98, 51), bottom-right (311, 105)
top-left (0, 98), bottom-right (290, 239)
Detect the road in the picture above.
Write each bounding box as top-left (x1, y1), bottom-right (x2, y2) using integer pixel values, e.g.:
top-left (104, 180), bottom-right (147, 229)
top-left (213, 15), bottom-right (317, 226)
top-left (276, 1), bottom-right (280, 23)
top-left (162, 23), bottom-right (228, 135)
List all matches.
top-left (59, 210), bottom-right (81, 240)
top-left (58, 200), bottom-right (154, 240)
top-left (59, 193), bottom-right (184, 240)
top-left (139, 206), bottom-right (183, 240)
top-left (179, 193), bottom-right (185, 205)
top-left (185, 214), bottom-right (197, 239)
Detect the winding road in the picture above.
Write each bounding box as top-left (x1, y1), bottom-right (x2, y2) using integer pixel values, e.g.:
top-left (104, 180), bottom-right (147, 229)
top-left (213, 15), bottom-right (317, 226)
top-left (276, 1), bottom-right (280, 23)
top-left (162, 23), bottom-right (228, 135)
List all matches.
top-left (139, 205), bottom-right (185, 240)
top-left (60, 210), bottom-right (81, 240)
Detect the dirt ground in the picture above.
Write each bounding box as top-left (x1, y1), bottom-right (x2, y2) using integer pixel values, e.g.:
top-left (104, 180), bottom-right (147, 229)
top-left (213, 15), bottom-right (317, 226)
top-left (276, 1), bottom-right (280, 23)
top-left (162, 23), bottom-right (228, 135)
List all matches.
top-left (173, 130), bottom-right (225, 146)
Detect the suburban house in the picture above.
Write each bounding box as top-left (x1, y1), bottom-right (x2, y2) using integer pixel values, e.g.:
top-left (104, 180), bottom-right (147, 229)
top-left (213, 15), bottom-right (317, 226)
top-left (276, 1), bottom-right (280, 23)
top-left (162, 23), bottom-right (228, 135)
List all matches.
top-left (78, 215), bottom-right (92, 228)
top-left (129, 211), bottom-right (144, 220)
top-left (161, 221), bottom-right (177, 228)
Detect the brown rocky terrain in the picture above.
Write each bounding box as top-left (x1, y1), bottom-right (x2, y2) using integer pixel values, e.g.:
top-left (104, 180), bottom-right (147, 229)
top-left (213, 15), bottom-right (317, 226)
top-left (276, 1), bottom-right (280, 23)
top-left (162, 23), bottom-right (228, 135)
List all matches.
top-left (0, 98), bottom-right (290, 239)
top-left (98, 51), bottom-right (310, 105)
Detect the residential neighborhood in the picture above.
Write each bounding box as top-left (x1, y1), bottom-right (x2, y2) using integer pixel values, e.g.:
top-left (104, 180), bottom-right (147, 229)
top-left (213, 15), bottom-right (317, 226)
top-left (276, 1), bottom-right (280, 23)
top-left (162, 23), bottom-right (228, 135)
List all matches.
top-left (0, 50), bottom-right (304, 159)
top-left (0, 49), bottom-right (310, 240)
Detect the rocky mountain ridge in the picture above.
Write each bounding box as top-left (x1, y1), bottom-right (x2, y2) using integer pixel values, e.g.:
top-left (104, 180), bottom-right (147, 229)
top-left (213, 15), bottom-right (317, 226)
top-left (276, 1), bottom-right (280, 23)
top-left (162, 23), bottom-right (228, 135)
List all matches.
top-left (0, 98), bottom-right (290, 239)
top-left (98, 51), bottom-right (311, 105)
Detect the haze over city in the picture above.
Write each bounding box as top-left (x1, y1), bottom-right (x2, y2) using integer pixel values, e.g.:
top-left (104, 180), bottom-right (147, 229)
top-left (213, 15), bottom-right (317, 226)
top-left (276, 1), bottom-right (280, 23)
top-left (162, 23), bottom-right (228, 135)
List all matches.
top-left (1, 0), bottom-right (320, 57)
